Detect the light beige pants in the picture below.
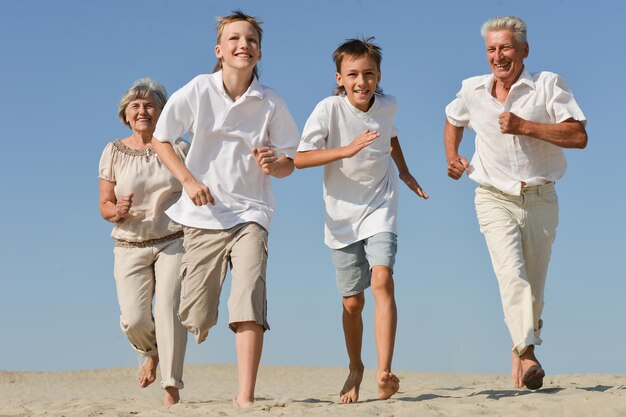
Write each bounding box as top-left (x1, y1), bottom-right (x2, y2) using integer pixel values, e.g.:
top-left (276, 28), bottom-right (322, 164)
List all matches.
top-left (113, 238), bottom-right (187, 389)
top-left (475, 183), bottom-right (558, 356)
top-left (178, 222), bottom-right (269, 344)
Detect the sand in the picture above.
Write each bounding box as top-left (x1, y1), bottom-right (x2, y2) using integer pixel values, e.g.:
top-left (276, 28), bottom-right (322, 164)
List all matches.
top-left (1, 365), bottom-right (624, 417)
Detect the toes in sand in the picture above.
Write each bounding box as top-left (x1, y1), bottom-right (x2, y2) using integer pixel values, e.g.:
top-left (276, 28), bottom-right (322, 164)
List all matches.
top-left (138, 355), bottom-right (159, 388)
top-left (377, 371), bottom-right (400, 400)
top-left (340, 368), bottom-right (364, 404)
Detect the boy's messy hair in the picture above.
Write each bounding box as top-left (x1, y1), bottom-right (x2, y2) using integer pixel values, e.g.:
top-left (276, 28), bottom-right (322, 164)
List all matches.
top-left (332, 36), bottom-right (383, 96)
top-left (212, 10), bottom-right (263, 79)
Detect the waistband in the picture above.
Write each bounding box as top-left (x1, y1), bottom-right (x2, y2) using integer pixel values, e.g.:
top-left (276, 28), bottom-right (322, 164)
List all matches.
top-left (479, 181), bottom-right (555, 196)
top-left (114, 230), bottom-right (183, 248)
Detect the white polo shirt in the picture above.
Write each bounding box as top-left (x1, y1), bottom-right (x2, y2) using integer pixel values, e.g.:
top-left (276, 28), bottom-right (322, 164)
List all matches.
top-left (299, 95), bottom-right (399, 249)
top-left (445, 69), bottom-right (586, 195)
top-left (154, 71), bottom-right (299, 230)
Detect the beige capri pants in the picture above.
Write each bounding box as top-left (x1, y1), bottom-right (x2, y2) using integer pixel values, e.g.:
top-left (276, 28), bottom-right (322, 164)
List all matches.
top-left (113, 236), bottom-right (187, 389)
top-left (178, 222), bottom-right (269, 344)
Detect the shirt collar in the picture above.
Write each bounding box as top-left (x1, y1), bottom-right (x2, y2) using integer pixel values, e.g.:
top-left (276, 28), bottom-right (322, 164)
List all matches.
top-left (210, 70), bottom-right (264, 100)
top-left (477, 67), bottom-right (535, 93)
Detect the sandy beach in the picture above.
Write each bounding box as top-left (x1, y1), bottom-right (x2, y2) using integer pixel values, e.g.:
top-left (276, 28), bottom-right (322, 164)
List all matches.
top-left (1, 364), bottom-right (624, 416)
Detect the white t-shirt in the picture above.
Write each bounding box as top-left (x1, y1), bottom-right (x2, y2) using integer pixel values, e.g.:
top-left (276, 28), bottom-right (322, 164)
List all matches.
top-left (154, 71), bottom-right (299, 230)
top-left (299, 95), bottom-right (399, 249)
top-left (445, 69), bottom-right (587, 195)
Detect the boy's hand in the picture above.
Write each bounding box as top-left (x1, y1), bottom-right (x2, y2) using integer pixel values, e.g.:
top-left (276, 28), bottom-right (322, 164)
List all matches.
top-left (253, 147), bottom-right (279, 175)
top-left (400, 172), bottom-right (429, 199)
top-left (343, 129), bottom-right (380, 158)
top-left (183, 178), bottom-right (215, 206)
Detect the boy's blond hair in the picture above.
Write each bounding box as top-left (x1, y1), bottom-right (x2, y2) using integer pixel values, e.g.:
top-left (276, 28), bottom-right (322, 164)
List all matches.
top-left (212, 10), bottom-right (263, 79)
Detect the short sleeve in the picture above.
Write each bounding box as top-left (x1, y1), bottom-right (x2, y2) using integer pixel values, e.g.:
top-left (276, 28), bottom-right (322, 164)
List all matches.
top-left (98, 142), bottom-right (116, 182)
top-left (547, 74), bottom-right (587, 126)
top-left (298, 101), bottom-right (330, 152)
top-left (266, 95), bottom-right (300, 159)
top-left (154, 79), bottom-right (198, 143)
top-left (445, 81), bottom-right (471, 128)
top-left (172, 138), bottom-right (191, 162)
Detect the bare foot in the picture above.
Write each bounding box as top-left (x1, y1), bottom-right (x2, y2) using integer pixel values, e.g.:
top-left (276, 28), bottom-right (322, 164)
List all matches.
top-left (340, 365), bottom-right (364, 403)
top-left (233, 398), bottom-right (254, 409)
top-left (163, 387), bottom-right (180, 406)
top-left (511, 351), bottom-right (524, 388)
top-left (377, 370), bottom-right (400, 400)
top-left (138, 355), bottom-right (159, 388)
top-left (520, 346), bottom-right (545, 390)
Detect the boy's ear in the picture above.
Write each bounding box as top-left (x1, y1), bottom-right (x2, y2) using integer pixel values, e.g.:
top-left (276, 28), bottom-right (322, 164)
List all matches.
top-left (214, 44), bottom-right (222, 59)
top-left (335, 72), bottom-right (343, 86)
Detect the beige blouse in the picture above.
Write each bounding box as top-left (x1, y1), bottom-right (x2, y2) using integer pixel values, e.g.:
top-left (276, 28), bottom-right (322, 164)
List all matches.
top-left (99, 139), bottom-right (189, 244)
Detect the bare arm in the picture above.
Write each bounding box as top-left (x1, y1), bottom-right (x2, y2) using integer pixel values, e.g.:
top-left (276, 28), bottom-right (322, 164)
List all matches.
top-left (444, 119), bottom-right (470, 180)
top-left (390, 136), bottom-right (428, 199)
top-left (151, 138), bottom-right (215, 206)
top-left (499, 114), bottom-right (587, 149)
top-left (294, 129), bottom-right (380, 169)
top-left (99, 179), bottom-right (132, 222)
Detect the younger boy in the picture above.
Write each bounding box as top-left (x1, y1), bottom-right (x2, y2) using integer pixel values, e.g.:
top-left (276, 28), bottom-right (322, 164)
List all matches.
top-left (295, 37), bottom-right (428, 403)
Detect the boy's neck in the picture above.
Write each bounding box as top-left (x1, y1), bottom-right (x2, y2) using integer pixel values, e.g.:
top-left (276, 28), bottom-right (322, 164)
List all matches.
top-left (221, 68), bottom-right (254, 101)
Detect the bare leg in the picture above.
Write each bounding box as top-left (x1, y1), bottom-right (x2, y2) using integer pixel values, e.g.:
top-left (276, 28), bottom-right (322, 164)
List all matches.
top-left (371, 266), bottom-right (399, 400)
top-left (520, 345), bottom-right (544, 390)
top-left (138, 354), bottom-right (159, 388)
top-left (234, 321), bottom-right (264, 408)
top-left (512, 350), bottom-right (523, 388)
top-left (340, 293), bottom-right (365, 404)
top-left (163, 387), bottom-right (180, 406)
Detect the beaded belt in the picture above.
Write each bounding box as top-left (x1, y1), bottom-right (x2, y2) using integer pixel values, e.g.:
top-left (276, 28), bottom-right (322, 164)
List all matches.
top-left (114, 230), bottom-right (184, 248)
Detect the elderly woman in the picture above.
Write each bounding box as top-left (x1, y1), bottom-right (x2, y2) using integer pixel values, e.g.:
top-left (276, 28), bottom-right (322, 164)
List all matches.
top-left (99, 78), bottom-right (189, 406)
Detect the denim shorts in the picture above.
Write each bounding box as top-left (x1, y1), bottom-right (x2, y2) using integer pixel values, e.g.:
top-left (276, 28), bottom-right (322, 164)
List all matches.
top-left (330, 232), bottom-right (397, 296)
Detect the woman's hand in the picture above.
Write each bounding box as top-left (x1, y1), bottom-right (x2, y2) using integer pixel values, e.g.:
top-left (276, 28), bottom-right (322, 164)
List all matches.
top-left (115, 193), bottom-right (133, 218)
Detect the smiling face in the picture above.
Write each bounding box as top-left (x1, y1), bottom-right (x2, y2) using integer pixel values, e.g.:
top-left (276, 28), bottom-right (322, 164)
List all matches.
top-left (336, 54), bottom-right (381, 112)
top-left (214, 20), bottom-right (261, 75)
top-left (125, 95), bottom-right (161, 135)
top-left (485, 29), bottom-right (528, 86)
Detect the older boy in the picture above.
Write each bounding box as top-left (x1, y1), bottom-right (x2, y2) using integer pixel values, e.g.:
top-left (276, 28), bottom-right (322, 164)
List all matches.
top-left (152, 10), bottom-right (299, 407)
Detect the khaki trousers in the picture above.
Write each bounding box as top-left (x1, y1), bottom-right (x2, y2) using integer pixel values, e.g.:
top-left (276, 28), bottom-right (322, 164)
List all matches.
top-left (474, 183), bottom-right (558, 355)
top-left (113, 238), bottom-right (187, 389)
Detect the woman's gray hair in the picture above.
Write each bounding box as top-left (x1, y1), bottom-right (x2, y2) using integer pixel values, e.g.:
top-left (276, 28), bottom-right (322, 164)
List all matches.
top-left (118, 78), bottom-right (168, 128)
top-left (480, 16), bottom-right (527, 45)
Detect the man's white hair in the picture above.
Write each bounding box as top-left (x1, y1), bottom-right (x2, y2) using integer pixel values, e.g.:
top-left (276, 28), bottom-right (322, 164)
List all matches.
top-left (481, 16), bottom-right (527, 45)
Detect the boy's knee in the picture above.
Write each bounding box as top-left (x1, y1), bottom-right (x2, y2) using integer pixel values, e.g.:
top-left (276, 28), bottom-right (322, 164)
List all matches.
top-left (371, 268), bottom-right (394, 294)
top-left (342, 293), bottom-right (365, 315)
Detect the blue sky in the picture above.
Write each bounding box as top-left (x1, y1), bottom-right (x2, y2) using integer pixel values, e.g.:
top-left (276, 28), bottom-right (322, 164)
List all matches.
top-left (1, 0), bottom-right (624, 376)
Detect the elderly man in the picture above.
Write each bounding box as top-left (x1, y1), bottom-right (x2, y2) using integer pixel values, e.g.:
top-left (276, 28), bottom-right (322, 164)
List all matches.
top-left (444, 16), bottom-right (587, 390)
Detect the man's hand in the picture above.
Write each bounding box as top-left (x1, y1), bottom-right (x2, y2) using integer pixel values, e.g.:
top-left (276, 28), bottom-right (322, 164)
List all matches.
top-left (498, 112), bottom-right (526, 135)
top-left (447, 156), bottom-right (470, 180)
top-left (400, 172), bottom-right (429, 199)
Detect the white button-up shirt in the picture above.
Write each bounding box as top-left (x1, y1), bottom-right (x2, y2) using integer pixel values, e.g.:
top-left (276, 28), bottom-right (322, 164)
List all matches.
top-left (445, 69), bottom-right (586, 195)
top-left (154, 71), bottom-right (299, 230)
